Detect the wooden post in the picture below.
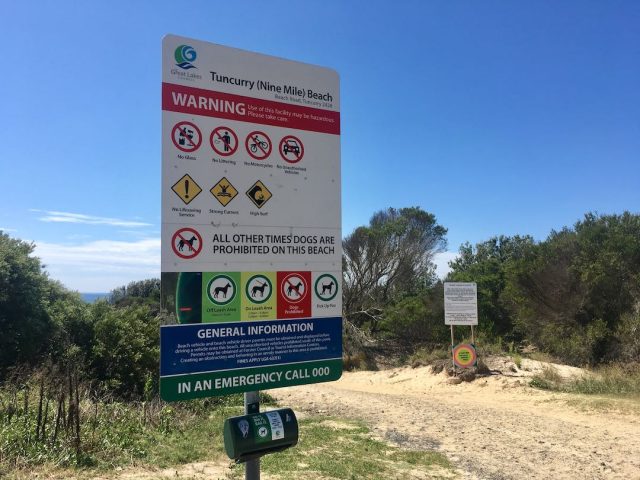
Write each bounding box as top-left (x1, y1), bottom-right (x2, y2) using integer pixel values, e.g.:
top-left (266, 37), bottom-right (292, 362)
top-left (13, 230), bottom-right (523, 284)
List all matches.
top-left (450, 325), bottom-right (456, 374)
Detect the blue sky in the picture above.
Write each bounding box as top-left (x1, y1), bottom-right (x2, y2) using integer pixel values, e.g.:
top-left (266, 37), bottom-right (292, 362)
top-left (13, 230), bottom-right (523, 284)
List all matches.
top-left (1, 1), bottom-right (638, 292)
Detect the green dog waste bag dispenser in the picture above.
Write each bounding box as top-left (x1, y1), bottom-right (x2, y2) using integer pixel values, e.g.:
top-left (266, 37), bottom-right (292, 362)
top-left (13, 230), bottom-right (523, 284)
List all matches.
top-left (224, 408), bottom-right (298, 462)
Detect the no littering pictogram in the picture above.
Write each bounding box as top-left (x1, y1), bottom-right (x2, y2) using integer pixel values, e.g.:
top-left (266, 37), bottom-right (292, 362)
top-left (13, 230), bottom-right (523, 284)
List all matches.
top-left (453, 343), bottom-right (477, 369)
top-left (172, 121), bottom-right (202, 152)
top-left (171, 227), bottom-right (203, 259)
top-left (245, 131), bottom-right (272, 160)
top-left (279, 135), bottom-right (304, 163)
top-left (281, 273), bottom-right (308, 303)
top-left (210, 126), bottom-right (238, 156)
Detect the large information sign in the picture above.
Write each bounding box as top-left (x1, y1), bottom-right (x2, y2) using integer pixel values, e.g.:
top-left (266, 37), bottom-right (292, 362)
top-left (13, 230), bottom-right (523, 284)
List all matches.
top-left (444, 282), bottom-right (478, 325)
top-left (160, 35), bottom-right (342, 401)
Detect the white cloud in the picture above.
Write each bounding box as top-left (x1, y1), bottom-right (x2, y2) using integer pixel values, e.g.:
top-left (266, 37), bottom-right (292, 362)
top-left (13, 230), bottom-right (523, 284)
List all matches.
top-left (0, 227), bottom-right (17, 233)
top-left (33, 238), bottom-right (160, 292)
top-left (434, 251), bottom-right (459, 279)
top-left (35, 210), bottom-right (152, 228)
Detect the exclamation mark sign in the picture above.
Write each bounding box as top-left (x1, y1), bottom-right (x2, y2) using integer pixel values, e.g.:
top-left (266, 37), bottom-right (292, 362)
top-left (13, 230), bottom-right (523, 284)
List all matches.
top-left (185, 179), bottom-right (190, 199)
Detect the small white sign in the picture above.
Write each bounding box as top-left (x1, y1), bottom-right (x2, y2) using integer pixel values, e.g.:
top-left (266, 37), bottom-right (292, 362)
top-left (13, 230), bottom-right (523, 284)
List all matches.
top-left (444, 282), bottom-right (478, 325)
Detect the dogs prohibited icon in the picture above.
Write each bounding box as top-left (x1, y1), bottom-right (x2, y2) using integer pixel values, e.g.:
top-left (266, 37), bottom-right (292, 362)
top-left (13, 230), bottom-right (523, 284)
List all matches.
top-left (279, 135), bottom-right (304, 163)
top-left (245, 274), bottom-right (272, 304)
top-left (171, 227), bottom-right (203, 259)
top-left (172, 121), bottom-right (202, 152)
top-left (281, 273), bottom-right (308, 303)
top-left (245, 131), bottom-right (272, 160)
top-left (314, 274), bottom-right (338, 301)
top-left (210, 126), bottom-right (238, 156)
top-left (206, 274), bottom-right (237, 306)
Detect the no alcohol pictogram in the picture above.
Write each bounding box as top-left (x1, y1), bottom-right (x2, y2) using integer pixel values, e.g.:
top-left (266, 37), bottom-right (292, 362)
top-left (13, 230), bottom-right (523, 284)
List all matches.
top-left (171, 227), bottom-right (203, 259)
top-left (281, 273), bottom-right (308, 303)
top-left (172, 121), bottom-right (202, 152)
top-left (279, 135), bottom-right (304, 163)
top-left (245, 131), bottom-right (272, 160)
top-left (210, 126), bottom-right (238, 156)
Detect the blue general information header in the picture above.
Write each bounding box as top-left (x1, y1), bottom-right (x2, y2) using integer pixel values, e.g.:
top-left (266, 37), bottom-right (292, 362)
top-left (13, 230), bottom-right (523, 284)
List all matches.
top-left (160, 317), bottom-right (342, 377)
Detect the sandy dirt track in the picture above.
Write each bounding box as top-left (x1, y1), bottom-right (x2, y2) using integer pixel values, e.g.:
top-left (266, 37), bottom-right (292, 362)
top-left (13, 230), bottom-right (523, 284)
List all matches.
top-left (271, 358), bottom-right (640, 480)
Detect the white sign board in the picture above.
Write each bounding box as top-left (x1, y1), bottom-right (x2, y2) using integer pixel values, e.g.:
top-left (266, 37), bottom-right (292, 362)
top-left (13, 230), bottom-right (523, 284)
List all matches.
top-left (444, 282), bottom-right (478, 325)
top-left (160, 35), bottom-right (342, 401)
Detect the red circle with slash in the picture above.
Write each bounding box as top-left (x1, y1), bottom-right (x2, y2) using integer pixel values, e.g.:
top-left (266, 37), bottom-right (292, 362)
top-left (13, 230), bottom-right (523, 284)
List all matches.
top-left (172, 121), bottom-right (202, 152)
top-left (245, 131), bottom-right (272, 160)
top-left (210, 126), bottom-right (239, 156)
top-left (279, 135), bottom-right (304, 163)
top-left (171, 227), bottom-right (203, 259)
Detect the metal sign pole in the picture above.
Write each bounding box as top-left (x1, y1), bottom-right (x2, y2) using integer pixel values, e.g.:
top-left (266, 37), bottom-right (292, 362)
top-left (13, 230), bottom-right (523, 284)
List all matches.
top-left (450, 325), bottom-right (455, 373)
top-left (244, 391), bottom-right (260, 480)
top-left (471, 325), bottom-right (475, 344)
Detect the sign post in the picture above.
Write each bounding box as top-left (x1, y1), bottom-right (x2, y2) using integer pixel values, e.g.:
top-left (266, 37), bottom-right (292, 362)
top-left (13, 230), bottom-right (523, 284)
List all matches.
top-left (160, 34), bottom-right (341, 474)
top-left (444, 282), bottom-right (478, 372)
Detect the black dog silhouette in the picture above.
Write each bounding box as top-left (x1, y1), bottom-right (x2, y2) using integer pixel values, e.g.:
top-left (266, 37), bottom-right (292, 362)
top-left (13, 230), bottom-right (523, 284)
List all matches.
top-left (178, 236), bottom-right (197, 251)
top-left (214, 283), bottom-right (232, 298)
top-left (251, 281), bottom-right (269, 298)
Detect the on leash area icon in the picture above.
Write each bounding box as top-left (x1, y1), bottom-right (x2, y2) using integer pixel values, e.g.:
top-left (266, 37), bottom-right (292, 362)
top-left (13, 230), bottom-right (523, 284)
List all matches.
top-left (206, 274), bottom-right (237, 306)
top-left (245, 131), bottom-right (272, 160)
top-left (314, 274), bottom-right (338, 302)
top-left (281, 273), bottom-right (308, 303)
top-left (245, 274), bottom-right (272, 304)
top-left (246, 180), bottom-right (272, 209)
top-left (210, 126), bottom-right (238, 156)
top-left (279, 135), bottom-right (304, 163)
top-left (172, 121), bottom-right (202, 152)
top-left (210, 177), bottom-right (238, 207)
top-left (171, 174), bottom-right (202, 205)
top-left (171, 227), bottom-right (203, 259)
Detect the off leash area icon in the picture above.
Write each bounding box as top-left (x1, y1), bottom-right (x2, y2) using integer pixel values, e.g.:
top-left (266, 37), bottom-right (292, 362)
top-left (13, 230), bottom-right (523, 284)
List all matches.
top-left (210, 126), bottom-right (238, 156)
top-left (245, 274), bottom-right (272, 304)
top-left (206, 274), bottom-right (237, 306)
top-left (279, 135), bottom-right (304, 163)
top-left (172, 121), bottom-right (202, 152)
top-left (245, 131), bottom-right (272, 160)
top-left (281, 273), bottom-right (308, 303)
top-left (314, 274), bottom-right (338, 301)
top-left (210, 177), bottom-right (238, 207)
top-left (453, 343), bottom-right (477, 368)
top-left (172, 174), bottom-right (202, 205)
top-left (246, 180), bottom-right (272, 209)
top-left (171, 227), bottom-right (203, 259)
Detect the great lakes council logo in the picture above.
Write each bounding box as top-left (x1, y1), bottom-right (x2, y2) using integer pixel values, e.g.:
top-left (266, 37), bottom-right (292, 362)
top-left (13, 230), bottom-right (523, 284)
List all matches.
top-left (175, 45), bottom-right (197, 70)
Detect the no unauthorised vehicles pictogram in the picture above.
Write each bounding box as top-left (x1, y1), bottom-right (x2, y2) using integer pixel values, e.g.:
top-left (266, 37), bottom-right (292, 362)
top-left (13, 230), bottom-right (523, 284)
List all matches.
top-left (171, 227), bottom-right (203, 259)
top-left (245, 131), bottom-right (272, 160)
top-left (172, 174), bottom-right (202, 205)
top-left (210, 126), bottom-right (239, 156)
top-left (172, 121), bottom-right (202, 152)
top-left (453, 343), bottom-right (477, 369)
top-left (279, 135), bottom-right (304, 163)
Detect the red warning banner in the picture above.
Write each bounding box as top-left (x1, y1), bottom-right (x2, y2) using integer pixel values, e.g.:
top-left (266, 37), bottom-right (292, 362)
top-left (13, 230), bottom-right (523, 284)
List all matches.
top-left (162, 83), bottom-right (340, 135)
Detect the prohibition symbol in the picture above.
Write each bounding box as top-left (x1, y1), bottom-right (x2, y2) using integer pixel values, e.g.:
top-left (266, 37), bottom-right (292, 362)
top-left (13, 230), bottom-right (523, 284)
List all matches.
top-left (453, 343), bottom-right (477, 369)
top-left (210, 126), bottom-right (238, 156)
top-left (245, 274), bottom-right (272, 304)
top-left (172, 121), bottom-right (202, 152)
top-left (314, 274), bottom-right (338, 301)
top-left (245, 131), bottom-right (272, 160)
top-left (279, 135), bottom-right (304, 163)
top-left (281, 273), bottom-right (308, 303)
top-left (171, 227), bottom-right (203, 259)
top-left (206, 274), bottom-right (237, 306)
